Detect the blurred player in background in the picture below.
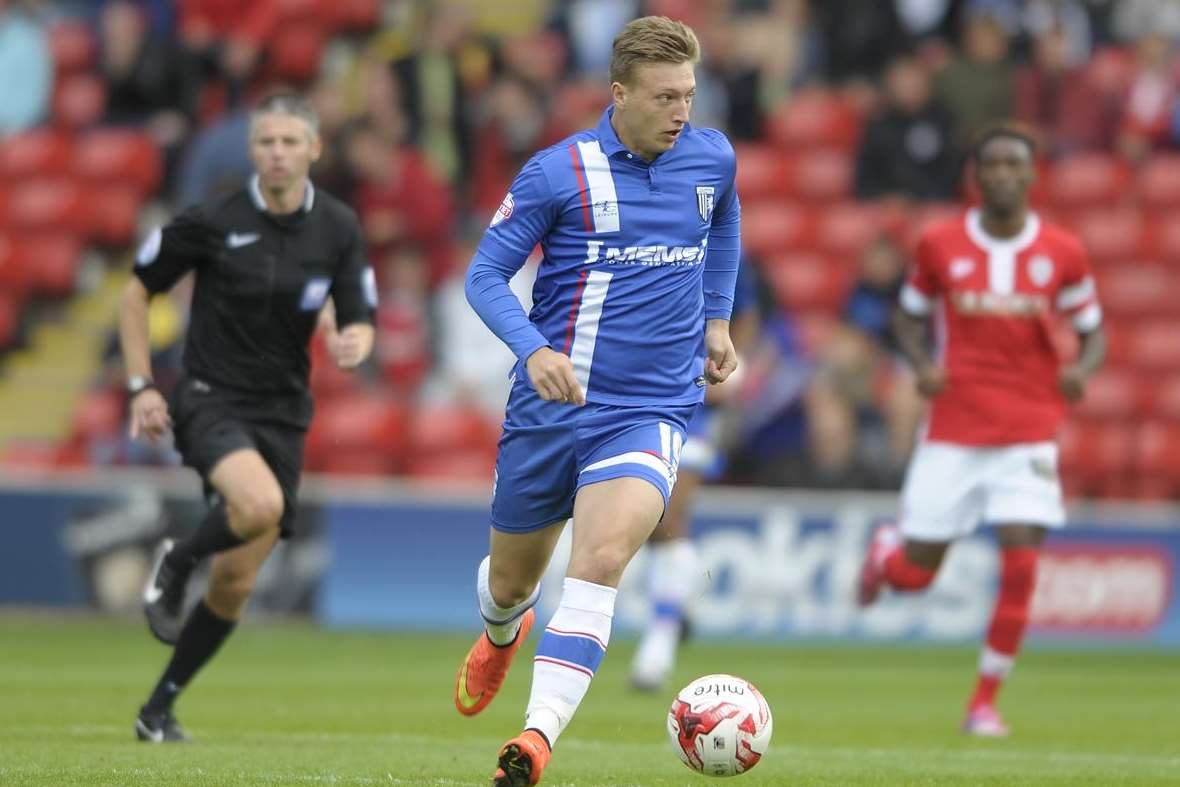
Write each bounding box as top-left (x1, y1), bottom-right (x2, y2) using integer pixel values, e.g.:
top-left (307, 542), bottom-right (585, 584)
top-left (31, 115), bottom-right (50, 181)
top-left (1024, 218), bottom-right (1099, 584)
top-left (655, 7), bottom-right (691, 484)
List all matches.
top-left (858, 124), bottom-right (1106, 737)
top-left (453, 16), bottom-right (740, 786)
top-left (122, 94), bottom-right (375, 742)
top-left (629, 261), bottom-right (759, 692)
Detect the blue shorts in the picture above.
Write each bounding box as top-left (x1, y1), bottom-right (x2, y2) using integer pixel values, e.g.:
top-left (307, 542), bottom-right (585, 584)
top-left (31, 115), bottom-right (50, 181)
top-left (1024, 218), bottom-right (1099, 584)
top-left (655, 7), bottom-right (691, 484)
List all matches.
top-left (491, 380), bottom-right (697, 533)
top-left (678, 404), bottom-right (726, 480)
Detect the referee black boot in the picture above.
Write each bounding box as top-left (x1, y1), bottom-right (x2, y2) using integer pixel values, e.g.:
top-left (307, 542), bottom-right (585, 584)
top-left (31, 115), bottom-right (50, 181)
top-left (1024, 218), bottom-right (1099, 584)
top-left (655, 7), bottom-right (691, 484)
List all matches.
top-left (143, 539), bottom-right (194, 645)
top-left (135, 705), bottom-right (190, 743)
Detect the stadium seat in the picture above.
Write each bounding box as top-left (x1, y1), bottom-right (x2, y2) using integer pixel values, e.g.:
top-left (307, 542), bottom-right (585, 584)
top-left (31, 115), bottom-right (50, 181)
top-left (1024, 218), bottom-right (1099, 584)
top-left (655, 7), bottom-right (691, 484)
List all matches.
top-left (1072, 207), bottom-right (1147, 262)
top-left (761, 251), bottom-right (852, 312)
top-left (741, 200), bottom-right (816, 256)
top-left (69, 387), bottom-right (124, 447)
top-left (1126, 320), bottom-right (1180, 370)
top-left (733, 143), bottom-right (789, 200)
top-left (815, 202), bottom-right (884, 258)
top-left (82, 186), bottom-right (142, 246)
top-left (48, 22), bottom-right (97, 73)
top-left (1045, 154), bottom-right (1130, 208)
top-left (268, 22), bottom-right (325, 82)
top-left (1071, 368), bottom-right (1144, 421)
top-left (1134, 422), bottom-right (1180, 484)
top-left (0, 130), bottom-right (74, 181)
top-left (1148, 212), bottom-right (1180, 265)
top-left (1059, 421), bottom-right (1135, 487)
top-left (1136, 155), bottom-right (1180, 208)
top-left (1151, 373), bottom-right (1180, 421)
top-left (19, 234), bottom-right (84, 297)
top-left (51, 73), bottom-right (106, 129)
top-left (74, 130), bottom-right (162, 196)
top-left (1095, 266), bottom-right (1175, 319)
top-left (1098, 322), bottom-right (1132, 368)
top-left (787, 148), bottom-right (853, 202)
top-left (405, 405), bottom-right (497, 462)
top-left (765, 89), bottom-right (860, 150)
top-left (4, 180), bottom-right (85, 233)
top-left (901, 202), bottom-right (964, 252)
top-left (0, 440), bottom-right (64, 469)
top-left (305, 392), bottom-right (408, 474)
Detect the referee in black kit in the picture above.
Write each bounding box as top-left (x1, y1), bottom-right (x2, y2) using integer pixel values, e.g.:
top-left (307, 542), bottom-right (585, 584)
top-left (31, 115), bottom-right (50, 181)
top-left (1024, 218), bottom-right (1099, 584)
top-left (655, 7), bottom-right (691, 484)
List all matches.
top-left (121, 94), bottom-right (376, 742)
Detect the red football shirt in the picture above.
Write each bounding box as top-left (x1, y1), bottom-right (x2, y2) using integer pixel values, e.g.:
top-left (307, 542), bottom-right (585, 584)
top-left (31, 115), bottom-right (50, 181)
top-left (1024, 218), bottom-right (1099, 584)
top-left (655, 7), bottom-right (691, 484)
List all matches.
top-left (900, 209), bottom-right (1102, 445)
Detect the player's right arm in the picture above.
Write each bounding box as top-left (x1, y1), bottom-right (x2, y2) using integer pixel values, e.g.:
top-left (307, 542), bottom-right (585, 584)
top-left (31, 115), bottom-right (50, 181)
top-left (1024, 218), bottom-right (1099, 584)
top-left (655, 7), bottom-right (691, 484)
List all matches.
top-left (465, 155), bottom-right (585, 405)
top-left (120, 207), bottom-right (211, 441)
top-left (894, 235), bottom-right (946, 397)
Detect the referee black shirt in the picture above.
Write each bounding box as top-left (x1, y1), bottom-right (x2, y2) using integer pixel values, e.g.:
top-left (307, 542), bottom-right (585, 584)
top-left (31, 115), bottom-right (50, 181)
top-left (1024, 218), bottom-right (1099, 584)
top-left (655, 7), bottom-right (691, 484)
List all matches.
top-left (133, 176), bottom-right (375, 428)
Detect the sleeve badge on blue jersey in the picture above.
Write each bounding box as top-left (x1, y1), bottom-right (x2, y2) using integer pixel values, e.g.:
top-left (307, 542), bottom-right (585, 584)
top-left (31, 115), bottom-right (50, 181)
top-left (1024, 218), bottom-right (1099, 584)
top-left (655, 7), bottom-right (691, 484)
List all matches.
top-left (490, 192), bottom-right (514, 227)
top-left (695, 185), bottom-right (715, 222)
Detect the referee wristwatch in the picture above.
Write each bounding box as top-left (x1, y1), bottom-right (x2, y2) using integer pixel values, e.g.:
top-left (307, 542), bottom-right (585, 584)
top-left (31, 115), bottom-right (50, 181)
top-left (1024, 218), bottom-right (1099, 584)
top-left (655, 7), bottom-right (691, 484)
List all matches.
top-left (127, 375), bottom-right (157, 399)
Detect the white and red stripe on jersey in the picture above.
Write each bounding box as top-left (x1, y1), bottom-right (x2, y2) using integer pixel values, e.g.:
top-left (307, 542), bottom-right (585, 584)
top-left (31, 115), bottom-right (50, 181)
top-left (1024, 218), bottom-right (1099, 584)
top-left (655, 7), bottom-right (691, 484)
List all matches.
top-left (900, 209), bottom-right (1102, 445)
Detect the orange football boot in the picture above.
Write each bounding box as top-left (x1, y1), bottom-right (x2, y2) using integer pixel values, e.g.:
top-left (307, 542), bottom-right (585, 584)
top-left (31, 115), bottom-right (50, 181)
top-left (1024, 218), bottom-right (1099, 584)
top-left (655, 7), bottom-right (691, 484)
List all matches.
top-left (454, 609), bottom-right (535, 716)
top-left (492, 729), bottom-right (551, 786)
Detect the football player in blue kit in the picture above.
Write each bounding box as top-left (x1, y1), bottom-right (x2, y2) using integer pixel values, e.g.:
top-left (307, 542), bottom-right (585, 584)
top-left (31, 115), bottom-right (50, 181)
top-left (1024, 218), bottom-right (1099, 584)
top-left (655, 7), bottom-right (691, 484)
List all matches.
top-left (451, 16), bottom-right (741, 786)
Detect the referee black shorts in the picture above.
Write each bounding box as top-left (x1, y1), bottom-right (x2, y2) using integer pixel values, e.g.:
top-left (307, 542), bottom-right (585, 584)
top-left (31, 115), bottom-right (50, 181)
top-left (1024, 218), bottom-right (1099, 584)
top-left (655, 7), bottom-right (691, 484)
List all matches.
top-left (169, 376), bottom-right (307, 537)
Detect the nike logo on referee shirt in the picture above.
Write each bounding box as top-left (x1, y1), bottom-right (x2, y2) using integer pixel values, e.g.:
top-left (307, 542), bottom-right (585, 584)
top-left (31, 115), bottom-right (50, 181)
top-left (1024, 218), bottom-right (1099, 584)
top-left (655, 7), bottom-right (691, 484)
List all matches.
top-left (226, 232), bottom-right (261, 249)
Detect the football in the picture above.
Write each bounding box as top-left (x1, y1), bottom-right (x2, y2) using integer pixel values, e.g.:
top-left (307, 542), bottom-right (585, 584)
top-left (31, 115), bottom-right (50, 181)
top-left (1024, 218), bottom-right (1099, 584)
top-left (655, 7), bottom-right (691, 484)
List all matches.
top-left (666, 673), bottom-right (773, 777)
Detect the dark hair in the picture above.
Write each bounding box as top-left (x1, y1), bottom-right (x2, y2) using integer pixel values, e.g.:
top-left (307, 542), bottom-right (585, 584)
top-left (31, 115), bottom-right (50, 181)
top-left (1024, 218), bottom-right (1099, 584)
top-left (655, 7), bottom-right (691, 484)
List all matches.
top-left (972, 123), bottom-right (1036, 163)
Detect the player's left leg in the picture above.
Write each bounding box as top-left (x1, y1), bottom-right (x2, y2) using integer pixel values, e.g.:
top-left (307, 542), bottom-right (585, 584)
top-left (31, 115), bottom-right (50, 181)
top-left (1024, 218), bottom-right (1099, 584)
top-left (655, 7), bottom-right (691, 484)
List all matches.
top-left (136, 529), bottom-right (279, 742)
top-left (963, 440), bottom-right (1062, 736)
top-left (630, 466), bottom-right (702, 691)
top-left (962, 522), bottom-right (1045, 737)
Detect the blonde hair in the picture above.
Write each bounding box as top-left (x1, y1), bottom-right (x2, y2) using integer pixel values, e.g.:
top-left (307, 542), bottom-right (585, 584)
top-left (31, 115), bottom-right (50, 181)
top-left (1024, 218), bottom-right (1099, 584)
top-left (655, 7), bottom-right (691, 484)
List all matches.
top-left (609, 16), bottom-right (700, 86)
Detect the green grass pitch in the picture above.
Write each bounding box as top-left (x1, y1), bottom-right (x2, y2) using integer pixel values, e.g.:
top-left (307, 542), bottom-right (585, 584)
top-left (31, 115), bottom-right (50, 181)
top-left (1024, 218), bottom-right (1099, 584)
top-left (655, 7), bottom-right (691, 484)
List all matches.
top-left (1, 614), bottom-right (1177, 786)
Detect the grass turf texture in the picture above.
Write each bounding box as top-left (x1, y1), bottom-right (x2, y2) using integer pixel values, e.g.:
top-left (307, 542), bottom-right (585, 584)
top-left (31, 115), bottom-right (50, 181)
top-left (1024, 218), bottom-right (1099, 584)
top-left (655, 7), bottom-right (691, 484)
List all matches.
top-left (1, 615), bottom-right (1177, 786)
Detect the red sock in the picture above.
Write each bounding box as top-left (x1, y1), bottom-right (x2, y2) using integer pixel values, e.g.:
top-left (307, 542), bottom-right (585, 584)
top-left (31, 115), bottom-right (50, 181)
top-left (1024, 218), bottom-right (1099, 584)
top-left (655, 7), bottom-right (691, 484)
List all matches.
top-left (970, 547), bottom-right (1039, 709)
top-left (883, 548), bottom-right (937, 591)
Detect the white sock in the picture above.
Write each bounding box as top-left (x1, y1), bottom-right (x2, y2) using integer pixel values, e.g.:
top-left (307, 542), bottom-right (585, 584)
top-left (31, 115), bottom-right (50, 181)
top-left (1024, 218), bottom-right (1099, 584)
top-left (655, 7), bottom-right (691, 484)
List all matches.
top-left (524, 577), bottom-right (616, 747)
top-left (477, 555), bottom-right (539, 646)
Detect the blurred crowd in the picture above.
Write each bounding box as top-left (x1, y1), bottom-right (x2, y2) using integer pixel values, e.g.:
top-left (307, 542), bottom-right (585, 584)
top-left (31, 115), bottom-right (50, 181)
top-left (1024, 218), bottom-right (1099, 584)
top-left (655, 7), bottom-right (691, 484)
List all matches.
top-left (4, 0), bottom-right (1180, 497)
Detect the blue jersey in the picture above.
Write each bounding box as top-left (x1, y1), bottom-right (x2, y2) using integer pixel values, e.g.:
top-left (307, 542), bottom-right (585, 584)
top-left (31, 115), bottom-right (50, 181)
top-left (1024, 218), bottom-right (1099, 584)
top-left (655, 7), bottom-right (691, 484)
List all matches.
top-left (466, 106), bottom-right (741, 406)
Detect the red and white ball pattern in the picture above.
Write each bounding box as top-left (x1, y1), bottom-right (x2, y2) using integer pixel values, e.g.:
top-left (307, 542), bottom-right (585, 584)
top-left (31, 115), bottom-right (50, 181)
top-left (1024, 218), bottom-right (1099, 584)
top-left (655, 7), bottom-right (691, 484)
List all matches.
top-left (666, 673), bottom-right (773, 777)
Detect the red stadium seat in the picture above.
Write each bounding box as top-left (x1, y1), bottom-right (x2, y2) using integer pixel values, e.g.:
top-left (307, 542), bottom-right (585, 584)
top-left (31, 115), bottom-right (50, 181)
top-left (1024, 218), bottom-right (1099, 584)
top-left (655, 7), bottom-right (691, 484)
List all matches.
top-left (305, 392), bottom-right (407, 473)
top-left (1045, 154), bottom-right (1130, 208)
top-left (901, 202), bottom-right (964, 253)
top-left (5, 180), bottom-right (85, 233)
top-left (17, 234), bottom-right (84, 297)
top-left (1095, 266), bottom-right (1175, 319)
top-left (74, 130), bottom-right (162, 196)
top-left (0, 130), bottom-right (74, 181)
top-left (741, 201), bottom-right (816, 256)
top-left (1072, 207), bottom-right (1147, 262)
top-left (52, 73), bottom-right (106, 129)
top-left (404, 448), bottom-right (497, 481)
top-left (815, 202), bottom-right (884, 258)
top-left (268, 22), bottom-right (325, 82)
top-left (0, 233), bottom-right (28, 299)
top-left (1071, 368), bottom-right (1143, 421)
top-left (1058, 421), bottom-right (1135, 488)
top-left (309, 337), bottom-right (363, 399)
top-left (788, 148), bottom-right (853, 202)
top-left (1148, 212), bottom-right (1180, 265)
top-left (82, 186), bottom-right (141, 246)
top-left (1099, 321), bottom-right (1132, 367)
top-left (1126, 320), bottom-right (1180, 370)
top-left (404, 403), bottom-right (499, 475)
top-left (733, 143), bottom-right (789, 200)
top-left (761, 251), bottom-right (852, 313)
top-left (1136, 155), bottom-right (1180, 208)
top-left (1134, 422), bottom-right (1180, 484)
top-left (765, 89), bottom-right (860, 150)
top-left (69, 387), bottom-right (124, 446)
top-left (49, 22), bottom-right (97, 73)
top-left (1152, 373), bottom-right (1180, 421)
top-left (0, 440), bottom-right (64, 469)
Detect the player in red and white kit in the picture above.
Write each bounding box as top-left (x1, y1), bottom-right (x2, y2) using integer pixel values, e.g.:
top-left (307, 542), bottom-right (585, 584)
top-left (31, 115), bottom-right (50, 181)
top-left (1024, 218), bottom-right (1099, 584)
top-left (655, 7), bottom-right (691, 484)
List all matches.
top-left (857, 125), bottom-right (1106, 737)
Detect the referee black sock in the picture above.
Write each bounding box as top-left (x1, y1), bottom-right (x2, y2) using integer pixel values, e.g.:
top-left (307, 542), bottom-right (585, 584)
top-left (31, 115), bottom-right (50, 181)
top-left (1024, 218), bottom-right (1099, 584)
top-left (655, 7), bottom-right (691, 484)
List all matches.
top-left (144, 601), bottom-right (237, 712)
top-left (166, 502), bottom-right (243, 570)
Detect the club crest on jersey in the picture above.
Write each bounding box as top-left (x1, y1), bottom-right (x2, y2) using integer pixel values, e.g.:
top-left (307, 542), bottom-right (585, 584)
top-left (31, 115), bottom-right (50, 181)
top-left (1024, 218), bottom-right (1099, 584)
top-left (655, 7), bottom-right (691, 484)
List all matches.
top-left (695, 185), bottom-right (715, 222)
top-left (490, 192), bottom-right (514, 227)
top-left (1028, 255), bottom-right (1054, 287)
top-left (950, 257), bottom-right (975, 280)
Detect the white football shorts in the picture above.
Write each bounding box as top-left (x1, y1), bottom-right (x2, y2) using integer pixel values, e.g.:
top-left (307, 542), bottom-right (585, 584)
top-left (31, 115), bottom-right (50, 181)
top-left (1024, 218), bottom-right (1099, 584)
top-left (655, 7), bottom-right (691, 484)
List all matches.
top-left (898, 440), bottom-right (1065, 542)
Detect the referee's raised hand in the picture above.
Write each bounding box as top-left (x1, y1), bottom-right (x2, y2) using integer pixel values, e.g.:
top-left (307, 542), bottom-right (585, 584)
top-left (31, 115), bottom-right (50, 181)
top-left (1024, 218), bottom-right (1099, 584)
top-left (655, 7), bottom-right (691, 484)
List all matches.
top-left (129, 388), bottom-right (172, 443)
